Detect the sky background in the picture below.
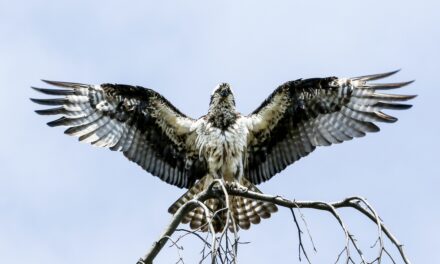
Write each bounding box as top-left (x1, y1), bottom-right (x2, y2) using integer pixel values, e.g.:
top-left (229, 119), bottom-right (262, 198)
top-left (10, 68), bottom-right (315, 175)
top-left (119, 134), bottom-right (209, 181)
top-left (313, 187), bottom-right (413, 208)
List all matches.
top-left (1, 0), bottom-right (439, 263)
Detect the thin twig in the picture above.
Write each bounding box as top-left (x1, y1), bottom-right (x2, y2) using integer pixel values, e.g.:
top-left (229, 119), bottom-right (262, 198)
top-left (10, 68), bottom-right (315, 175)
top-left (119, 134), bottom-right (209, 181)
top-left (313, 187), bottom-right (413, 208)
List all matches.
top-left (290, 208), bottom-right (312, 263)
top-left (293, 201), bottom-right (317, 252)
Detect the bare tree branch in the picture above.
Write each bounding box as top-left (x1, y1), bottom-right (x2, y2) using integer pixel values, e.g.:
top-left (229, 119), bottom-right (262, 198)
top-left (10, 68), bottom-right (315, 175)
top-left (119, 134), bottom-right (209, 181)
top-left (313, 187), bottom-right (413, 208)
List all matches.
top-left (137, 183), bottom-right (411, 264)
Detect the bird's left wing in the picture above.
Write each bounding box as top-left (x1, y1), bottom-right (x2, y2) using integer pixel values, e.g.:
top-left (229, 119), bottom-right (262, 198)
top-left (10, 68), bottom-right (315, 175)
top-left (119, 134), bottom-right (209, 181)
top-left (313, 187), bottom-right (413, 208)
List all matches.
top-left (243, 70), bottom-right (415, 185)
top-left (31, 80), bottom-right (207, 188)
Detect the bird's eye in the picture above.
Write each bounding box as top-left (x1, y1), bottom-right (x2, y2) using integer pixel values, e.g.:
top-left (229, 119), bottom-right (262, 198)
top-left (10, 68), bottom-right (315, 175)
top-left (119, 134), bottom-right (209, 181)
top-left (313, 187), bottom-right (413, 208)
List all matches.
top-left (329, 80), bottom-right (339, 87)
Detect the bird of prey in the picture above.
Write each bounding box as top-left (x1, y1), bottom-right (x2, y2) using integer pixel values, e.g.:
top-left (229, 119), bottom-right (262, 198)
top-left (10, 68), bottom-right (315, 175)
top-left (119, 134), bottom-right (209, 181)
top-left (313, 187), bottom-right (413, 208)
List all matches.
top-left (31, 70), bottom-right (415, 232)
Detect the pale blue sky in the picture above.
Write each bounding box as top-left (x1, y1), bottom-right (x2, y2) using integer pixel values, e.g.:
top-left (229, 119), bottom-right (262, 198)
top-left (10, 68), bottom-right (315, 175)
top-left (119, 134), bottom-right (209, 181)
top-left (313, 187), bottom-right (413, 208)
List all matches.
top-left (1, 0), bottom-right (439, 263)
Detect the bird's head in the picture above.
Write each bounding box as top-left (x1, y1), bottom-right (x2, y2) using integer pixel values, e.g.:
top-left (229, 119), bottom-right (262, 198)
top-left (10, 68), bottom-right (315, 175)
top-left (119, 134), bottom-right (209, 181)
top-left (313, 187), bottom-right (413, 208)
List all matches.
top-left (209, 83), bottom-right (236, 109)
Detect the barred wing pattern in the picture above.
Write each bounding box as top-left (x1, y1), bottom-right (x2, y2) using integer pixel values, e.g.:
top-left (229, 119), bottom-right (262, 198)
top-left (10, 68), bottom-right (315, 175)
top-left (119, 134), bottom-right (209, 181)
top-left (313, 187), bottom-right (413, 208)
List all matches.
top-left (31, 81), bottom-right (207, 188)
top-left (246, 70), bottom-right (415, 185)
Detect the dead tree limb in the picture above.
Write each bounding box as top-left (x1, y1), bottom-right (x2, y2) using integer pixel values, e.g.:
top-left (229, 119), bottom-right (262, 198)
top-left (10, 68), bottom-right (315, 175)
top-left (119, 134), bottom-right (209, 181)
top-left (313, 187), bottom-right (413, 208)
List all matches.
top-left (137, 182), bottom-right (411, 264)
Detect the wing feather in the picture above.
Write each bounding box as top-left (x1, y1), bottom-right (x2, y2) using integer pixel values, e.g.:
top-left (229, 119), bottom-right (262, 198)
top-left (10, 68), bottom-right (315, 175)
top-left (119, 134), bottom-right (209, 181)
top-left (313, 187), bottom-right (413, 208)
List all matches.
top-left (245, 71), bottom-right (415, 184)
top-left (32, 81), bottom-right (207, 188)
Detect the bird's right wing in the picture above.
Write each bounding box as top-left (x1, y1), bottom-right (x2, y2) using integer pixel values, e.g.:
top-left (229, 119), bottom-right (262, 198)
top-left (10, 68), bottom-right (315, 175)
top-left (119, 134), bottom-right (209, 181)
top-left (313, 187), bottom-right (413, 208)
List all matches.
top-left (31, 81), bottom-right (207, 188)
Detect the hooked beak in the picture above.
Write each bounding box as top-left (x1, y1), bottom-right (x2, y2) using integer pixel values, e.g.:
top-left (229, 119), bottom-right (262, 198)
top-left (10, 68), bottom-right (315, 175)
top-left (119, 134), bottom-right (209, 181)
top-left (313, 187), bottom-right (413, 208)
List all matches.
top-left (220, 90), bottom-right (229, 97)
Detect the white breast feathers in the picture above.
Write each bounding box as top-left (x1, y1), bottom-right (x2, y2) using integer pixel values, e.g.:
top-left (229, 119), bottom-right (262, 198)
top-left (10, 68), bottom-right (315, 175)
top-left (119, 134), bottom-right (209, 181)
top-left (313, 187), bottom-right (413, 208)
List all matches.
top-left (195, 119), bottom-right (249, 182)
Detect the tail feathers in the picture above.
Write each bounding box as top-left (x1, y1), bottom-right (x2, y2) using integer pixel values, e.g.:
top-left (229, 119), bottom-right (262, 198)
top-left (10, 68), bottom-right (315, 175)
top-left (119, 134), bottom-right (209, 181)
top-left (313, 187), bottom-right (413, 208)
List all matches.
top-left (168, 177), bottom-right (277, 232)
top-left (232, 181), bottom-right (277, 230)
top-left (168, 176), bottom-right (209, 215)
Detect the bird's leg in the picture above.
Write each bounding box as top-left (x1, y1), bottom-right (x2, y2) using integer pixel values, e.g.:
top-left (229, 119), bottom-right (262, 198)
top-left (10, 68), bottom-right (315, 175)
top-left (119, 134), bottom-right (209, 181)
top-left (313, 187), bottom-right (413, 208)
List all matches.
top-left (230, 165), bottom-right (248, 193)
top-left (208, 170), bottom-right (227, 194)
top-left (236, 183), bottom-right (249, 193)
top-left (224, 181), bottom-right (248, 193)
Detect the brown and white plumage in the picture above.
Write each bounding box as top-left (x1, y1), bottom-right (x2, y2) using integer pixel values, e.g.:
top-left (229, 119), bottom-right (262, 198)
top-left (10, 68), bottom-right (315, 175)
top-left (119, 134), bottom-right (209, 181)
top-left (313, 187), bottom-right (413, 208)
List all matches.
top-left (31, 81), bottom-right (206, 188)
top-left (31, 70), bottom-right (415, 232)
top-left (244, 70), bottom-right (415, 184)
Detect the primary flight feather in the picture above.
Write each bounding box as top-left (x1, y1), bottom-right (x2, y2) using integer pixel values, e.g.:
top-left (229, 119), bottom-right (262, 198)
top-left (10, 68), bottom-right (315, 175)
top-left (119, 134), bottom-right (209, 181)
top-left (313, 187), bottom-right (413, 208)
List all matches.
top-left (31, 70), bottom-right (415, 231)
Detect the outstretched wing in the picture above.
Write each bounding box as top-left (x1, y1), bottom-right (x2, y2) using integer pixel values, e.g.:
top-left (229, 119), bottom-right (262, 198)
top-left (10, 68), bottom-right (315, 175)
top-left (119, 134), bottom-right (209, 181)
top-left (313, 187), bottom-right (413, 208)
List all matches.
top-left (244, 70), bottom-right (415, 185)
top-left (31, 81), bottom-right (207, 188)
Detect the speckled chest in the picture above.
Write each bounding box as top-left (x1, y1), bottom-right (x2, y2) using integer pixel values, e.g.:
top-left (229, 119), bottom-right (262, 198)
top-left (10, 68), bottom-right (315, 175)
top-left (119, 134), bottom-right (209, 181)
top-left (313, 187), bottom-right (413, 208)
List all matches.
top-left (195, 119), bottom-right (249, 178)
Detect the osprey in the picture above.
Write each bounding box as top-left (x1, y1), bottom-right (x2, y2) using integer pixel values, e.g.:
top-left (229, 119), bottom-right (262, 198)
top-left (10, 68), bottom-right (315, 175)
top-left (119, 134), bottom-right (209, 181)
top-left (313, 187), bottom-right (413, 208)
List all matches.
top-left (31, 70), bottom-right (415, 231)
